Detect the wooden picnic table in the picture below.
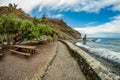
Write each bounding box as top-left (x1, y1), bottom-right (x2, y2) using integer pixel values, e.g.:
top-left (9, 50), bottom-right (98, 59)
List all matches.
top-left (10, 45), bottom-right (38, 58)
top-left (12, 45), bottom-right (37, 49)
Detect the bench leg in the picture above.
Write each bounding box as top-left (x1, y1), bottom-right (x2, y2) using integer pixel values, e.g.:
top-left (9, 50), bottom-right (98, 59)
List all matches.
top-left (0, 57), bottom-right (2, 60)
top-left (0, 54), bottom-right (4, 60)
top-left (32, 50), bottom-right (34, 54)
top-left (24, 55), bottom-right (29, 59)
top-left (11, 52), bottom-right (14, 55)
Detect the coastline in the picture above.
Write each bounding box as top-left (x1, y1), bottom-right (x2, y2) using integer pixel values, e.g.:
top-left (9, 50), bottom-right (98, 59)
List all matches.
top-left (71, 39), bottom-right (120, 76)
top-left (61, 40), bottom-right (120, 80)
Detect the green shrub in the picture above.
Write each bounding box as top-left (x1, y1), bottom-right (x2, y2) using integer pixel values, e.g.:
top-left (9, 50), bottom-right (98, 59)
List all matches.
top-left (47, 36), bottom-right (53, 42)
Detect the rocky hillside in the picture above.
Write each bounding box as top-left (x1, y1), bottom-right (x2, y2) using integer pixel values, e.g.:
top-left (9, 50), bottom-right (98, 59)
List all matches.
top-left (0, 5), bottom-right (81, 39)
top-left (0, 6), bottom-right (31, 20)
top-left (46, 18), bottom-right (81, 39)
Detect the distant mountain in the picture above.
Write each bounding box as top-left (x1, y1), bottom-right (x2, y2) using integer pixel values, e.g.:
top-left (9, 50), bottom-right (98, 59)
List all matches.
top-left (0, 6), bottom-right (81, 39)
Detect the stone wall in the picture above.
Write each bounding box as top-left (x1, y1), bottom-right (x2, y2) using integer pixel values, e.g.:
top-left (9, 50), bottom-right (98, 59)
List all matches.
top-left (61, 40), bottom-right (120, 80)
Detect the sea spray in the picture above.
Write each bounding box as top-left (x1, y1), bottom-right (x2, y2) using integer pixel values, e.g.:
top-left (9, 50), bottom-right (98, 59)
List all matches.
top-left (75, 38), bottom-right (120, 64)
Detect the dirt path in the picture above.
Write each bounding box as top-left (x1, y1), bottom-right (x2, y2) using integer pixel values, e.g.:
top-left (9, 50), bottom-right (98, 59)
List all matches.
top-left (0, 42), bottom-right (57, 80)
top-left (0, 41), bottom-right (86, 80)
top-left (43, 42), bottom-right (86, 80)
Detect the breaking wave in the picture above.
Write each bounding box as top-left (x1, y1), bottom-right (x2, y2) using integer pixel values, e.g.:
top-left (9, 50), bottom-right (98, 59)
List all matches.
top-left (76, 39), bottom-right (120, 64)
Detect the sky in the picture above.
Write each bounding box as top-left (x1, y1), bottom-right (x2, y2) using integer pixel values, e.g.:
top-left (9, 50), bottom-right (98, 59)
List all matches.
top-left (0, 0), bottom-right (120, 38)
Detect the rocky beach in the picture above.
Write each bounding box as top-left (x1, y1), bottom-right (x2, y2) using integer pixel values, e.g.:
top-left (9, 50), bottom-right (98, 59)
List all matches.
top-left (74, 39), bottom-right (120, 77)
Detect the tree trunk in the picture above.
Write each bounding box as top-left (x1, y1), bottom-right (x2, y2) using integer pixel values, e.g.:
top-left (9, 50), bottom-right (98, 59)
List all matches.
top-left (6, 34), bottom-right (10, 45)
top-left (1, 34), bottom-right (5, 46)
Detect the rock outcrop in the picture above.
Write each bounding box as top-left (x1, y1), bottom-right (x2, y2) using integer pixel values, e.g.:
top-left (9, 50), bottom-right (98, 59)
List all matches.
top-left (46, 18), bottom-right (81, 39)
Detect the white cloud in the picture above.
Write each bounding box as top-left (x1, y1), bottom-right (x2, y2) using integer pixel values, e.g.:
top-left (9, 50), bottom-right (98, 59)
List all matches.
top-left (84, 22), bottom-right (97, 26)
top-left (0, 0), bottom-right (120, 13)
top-left (47, 12), bottom-right (63, 18)
top-left (110, 15), bottom-right (120, 20)
top-left (52, 14), bottom-right (63, 18)
top-left (74, 15), bottom-right (120, 35)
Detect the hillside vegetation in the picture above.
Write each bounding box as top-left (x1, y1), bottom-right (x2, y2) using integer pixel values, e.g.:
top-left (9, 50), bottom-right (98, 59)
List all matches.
top-left (0, 3), bottom-right (81, 45)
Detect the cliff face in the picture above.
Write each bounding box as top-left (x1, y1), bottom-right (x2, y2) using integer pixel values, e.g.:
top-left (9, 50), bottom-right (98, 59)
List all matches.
top-left (46, 18), bottom-right (81, 39)
top-left (0, 6), bottom-right (81, 39)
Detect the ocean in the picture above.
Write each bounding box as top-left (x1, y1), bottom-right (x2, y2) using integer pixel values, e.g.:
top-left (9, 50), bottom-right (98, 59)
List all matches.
top-left (75, 38), bottom-right (120, 64)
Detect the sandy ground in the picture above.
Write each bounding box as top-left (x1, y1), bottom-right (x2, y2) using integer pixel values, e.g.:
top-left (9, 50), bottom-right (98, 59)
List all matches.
top-left (0, 42), bottom-right (57, 80)
top-left (43, 42), bottom-right (86, 80)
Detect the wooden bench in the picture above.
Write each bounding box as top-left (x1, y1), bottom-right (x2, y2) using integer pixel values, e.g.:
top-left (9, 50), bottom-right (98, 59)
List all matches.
top-left (10, 49), bottom-right (31, 57)
top-left (10, 45), bottom-right (38, 58)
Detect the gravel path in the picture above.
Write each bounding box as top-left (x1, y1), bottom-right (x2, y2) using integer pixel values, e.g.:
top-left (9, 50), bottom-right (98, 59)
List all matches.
top-left (43, 42), bottom-right (86, 80)
top-left (0, 42), bottom-right (57, 80)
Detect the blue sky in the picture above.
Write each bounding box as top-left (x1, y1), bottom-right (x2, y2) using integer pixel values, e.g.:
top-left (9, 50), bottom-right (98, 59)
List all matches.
top-left (0, 0), bottom-right (120, 38)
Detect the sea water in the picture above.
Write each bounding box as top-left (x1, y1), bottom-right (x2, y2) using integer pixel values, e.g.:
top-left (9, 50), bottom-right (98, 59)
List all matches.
top-left (75, 38), bottom-right (120, 64)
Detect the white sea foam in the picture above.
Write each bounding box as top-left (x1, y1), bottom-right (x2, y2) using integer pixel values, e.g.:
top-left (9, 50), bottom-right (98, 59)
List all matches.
top-left (76, 42), bottom-right (120, 64)
top-left (96, 39), bottom-right (102, 42)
